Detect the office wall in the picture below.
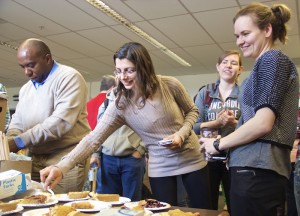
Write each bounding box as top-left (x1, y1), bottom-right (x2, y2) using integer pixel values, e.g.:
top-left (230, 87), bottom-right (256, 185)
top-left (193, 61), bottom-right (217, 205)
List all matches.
top-left (87, 71), bottom-right (251, 100)
top-left (5, 71), bottom-right (250, 110)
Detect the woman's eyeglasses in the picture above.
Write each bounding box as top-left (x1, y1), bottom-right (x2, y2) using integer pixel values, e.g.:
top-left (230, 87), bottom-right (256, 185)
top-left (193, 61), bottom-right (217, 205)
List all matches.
top-left (114, 68), bottom-right (136, 77)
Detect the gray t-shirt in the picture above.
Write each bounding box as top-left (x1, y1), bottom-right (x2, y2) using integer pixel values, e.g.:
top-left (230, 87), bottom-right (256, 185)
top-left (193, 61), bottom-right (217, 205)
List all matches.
top-left (193, 80), bottom-right (241, 137)
top-left (229, 50), bottom-right (299, 179)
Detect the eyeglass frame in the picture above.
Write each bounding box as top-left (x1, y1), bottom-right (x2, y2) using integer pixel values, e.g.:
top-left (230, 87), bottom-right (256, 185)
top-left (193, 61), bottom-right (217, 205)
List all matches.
top-left (113, 68), bottom-right (136, 76)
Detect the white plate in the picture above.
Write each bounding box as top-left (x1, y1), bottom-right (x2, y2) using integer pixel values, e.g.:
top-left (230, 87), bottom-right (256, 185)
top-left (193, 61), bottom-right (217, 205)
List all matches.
top-left (89, 192), bottom-right (131, 205)
top-left (103, 196), bottom-right (131, 205)
top-left (124, 201), bottom-right (171, 211)
top-left (64, 200), bottom-right (111, 212)
top-left (19, 198), bottom-right (58, 208)
top-left (55, 193), bottom-right (90, 202)
top-left (100, 208), bottom-right (153, 215)
top-left (0, 205), bottom-right (24, 215)
top-left (22, 208), bottom-right (49, 216)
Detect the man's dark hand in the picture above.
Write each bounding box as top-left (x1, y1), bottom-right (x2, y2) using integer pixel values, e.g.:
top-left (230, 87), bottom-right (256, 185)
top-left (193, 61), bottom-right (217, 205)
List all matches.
top-left (8, 137), bottom-right (18, 153)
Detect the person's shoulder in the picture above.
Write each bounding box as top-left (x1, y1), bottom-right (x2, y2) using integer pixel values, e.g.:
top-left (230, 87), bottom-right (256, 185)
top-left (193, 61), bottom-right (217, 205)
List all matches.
top-left (260, 50), bottom-right (295, 67)
top-left (260, 49), bottom-right (287, 61)
top-left (159, 75), bottom-right (181, 87)
top-left (159, 75), bottom-right (178, 82)
top-left (56, 64), bottom-right (86, 80)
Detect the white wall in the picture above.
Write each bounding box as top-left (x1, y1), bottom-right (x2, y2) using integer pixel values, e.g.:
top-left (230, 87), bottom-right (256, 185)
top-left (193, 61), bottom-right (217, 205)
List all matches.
top-left (0, 70), bottom-right (276, 110)
top-left (175, 71), bottom-right (250, 99)
top-left (5, 71), bottom-right (251, 110)
top-left (85, 71), bottom-right (251, 100)
top-left (5, 87), bottom-right (20, 110)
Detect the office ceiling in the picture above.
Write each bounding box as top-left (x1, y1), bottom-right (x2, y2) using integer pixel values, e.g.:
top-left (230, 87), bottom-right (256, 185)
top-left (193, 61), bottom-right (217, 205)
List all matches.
top-left (0, 0), bottom-right (299, 88)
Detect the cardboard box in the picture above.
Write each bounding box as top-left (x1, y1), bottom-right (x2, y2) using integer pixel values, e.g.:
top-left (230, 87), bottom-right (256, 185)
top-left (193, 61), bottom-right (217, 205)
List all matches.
top-left (0, 98), bottom-right (7, 132)
top-left (0, 160), bottom-right (32, 175)
top-left (0, 170), bottom-right (27, 199)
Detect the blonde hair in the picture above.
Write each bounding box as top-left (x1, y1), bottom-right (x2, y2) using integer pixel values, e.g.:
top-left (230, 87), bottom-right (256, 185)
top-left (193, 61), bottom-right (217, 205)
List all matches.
top-left (217, 50), bottom-right (242, 83)
top-left (233, 3), bottom-right (291, 44)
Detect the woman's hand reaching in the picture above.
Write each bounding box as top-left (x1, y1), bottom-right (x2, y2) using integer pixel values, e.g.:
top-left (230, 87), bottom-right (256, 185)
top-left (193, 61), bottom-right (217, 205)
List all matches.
top-left (40, 166), bottom-right (63, 190)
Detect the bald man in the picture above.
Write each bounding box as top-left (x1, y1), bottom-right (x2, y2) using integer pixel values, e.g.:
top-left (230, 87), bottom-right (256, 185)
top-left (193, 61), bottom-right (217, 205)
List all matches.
top-left (7, 38), bottom-right (91, 193)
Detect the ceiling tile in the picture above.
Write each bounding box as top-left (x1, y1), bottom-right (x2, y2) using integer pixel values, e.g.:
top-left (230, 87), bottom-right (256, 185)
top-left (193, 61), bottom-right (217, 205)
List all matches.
top-left (182, 0), bottom-right (238, 12)
top-left (77, 27), bottom-right (128, 52)
top-left (15, 0), bottom-right (106, 31)
top-left (150, 14), bottom-right (214, 46)
top-left (0, 0), bottom-right (299, 88)
top-left (0, 0), bottom-right (68, 35)
top-left (0, 23), bottom-right (35, 40)
top-left (46, 32), bottom-right (112, 57)
top-left (124, 0), bottom-right (187, 19)
top-left (194, 7), bottom-right (240, 43)
top-left (69, 0), bottom-right (119, 25)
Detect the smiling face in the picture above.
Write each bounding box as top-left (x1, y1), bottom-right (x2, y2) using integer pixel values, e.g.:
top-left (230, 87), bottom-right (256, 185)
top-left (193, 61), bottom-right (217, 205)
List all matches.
top-left (115, 58), bottom-right (138, 92)
top-left (234, 15), bottom-right (272, 60)
top-left (17, 46), bottom-right (52, 83)
top-left (216, 54), bottom-right (242, 83)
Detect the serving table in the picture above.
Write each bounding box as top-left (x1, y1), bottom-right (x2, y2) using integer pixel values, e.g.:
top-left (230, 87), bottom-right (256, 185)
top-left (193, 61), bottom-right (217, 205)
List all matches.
top-left (10, 204), bottom-right (221, 216)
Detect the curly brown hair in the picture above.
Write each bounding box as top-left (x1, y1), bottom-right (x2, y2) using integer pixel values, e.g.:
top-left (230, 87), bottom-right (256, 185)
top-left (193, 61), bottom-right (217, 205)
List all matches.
top-left (113, 42), bottom-right (159, 109)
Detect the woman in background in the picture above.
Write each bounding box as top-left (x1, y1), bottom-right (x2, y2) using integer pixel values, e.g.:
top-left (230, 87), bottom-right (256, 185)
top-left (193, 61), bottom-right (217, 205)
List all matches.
top-left (194, 50), bottom-right (243, 213)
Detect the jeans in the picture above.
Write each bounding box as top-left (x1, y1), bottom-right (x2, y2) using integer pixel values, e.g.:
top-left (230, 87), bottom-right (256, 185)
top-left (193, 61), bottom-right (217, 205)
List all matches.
top-left (96, 154), bottom-right (145, 201)
top-left (294, 161), bottom-right (300, 213)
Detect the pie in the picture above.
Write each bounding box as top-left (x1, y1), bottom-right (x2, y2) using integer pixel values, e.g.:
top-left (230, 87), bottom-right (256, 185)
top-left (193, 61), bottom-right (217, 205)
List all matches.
top-left (66, 211), bottom-right (91, 216)
top-left (67, 191), bottom-right (89, 199)
top-left (151, 209), bottom-right (201, 216)
top-left (47, 205), bottom-right (75, 216)
top-left (71, 201), bottom-right (94, 209)
top-left (43, 205), bottom-right (91, 216)
top-left (138, 199), bottom-right (166, 208)
top-left (168, 209), bottom-right (200, 216)
top-left (93, 193), bottom-right (119, 202)
top-left (0, 200), bottom-right (19, 212)
top-left (19, 194), bottom-right (49, 204)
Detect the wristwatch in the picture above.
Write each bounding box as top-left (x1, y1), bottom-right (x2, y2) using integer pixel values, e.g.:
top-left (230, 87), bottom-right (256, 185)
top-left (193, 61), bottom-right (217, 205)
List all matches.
top-left (213, 138), bottom-right (222, 153)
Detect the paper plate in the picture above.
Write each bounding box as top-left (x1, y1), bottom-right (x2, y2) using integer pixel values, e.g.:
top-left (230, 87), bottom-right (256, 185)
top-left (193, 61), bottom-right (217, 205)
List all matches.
top-left (64, 200), bottom-right (111, 212)
top-left (19, 198), bottom-right (58, 208)
top-left (124, 201), bottom-right (171, 211)
top-left (0, 205), bottom-right (24, 215)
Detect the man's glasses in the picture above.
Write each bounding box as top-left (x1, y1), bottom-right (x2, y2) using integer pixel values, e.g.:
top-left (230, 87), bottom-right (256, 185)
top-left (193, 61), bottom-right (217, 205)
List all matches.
top-left (114, 68), bottom-right (136, 77)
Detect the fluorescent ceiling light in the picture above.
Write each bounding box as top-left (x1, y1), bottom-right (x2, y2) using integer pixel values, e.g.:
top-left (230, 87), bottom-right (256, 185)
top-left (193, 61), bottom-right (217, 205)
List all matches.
top-left (0, 41), bottom-right (18, 51)
top-left (86, 0), bottom-right (191, 67)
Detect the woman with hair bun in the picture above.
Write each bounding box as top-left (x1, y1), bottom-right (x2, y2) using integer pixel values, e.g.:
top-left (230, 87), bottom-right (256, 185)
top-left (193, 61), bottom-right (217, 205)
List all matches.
top-left (200, 3), bottom-right (298, 216)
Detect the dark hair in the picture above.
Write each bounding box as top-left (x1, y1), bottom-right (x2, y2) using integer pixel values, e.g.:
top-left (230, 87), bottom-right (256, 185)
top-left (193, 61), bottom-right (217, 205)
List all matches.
top-left (233, 3), bottom-right (291, 44)
top-left (113, 42), bottom-right (159, 109)
top-left (217, 50), bottom-right (242, 66)
top-left (100, 75), bottom-right (115, 91)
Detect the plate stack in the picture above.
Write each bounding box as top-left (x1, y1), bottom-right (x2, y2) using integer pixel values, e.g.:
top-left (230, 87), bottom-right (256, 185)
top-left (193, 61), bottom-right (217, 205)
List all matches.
top-left (0, 131), bottom-right (9, 160)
